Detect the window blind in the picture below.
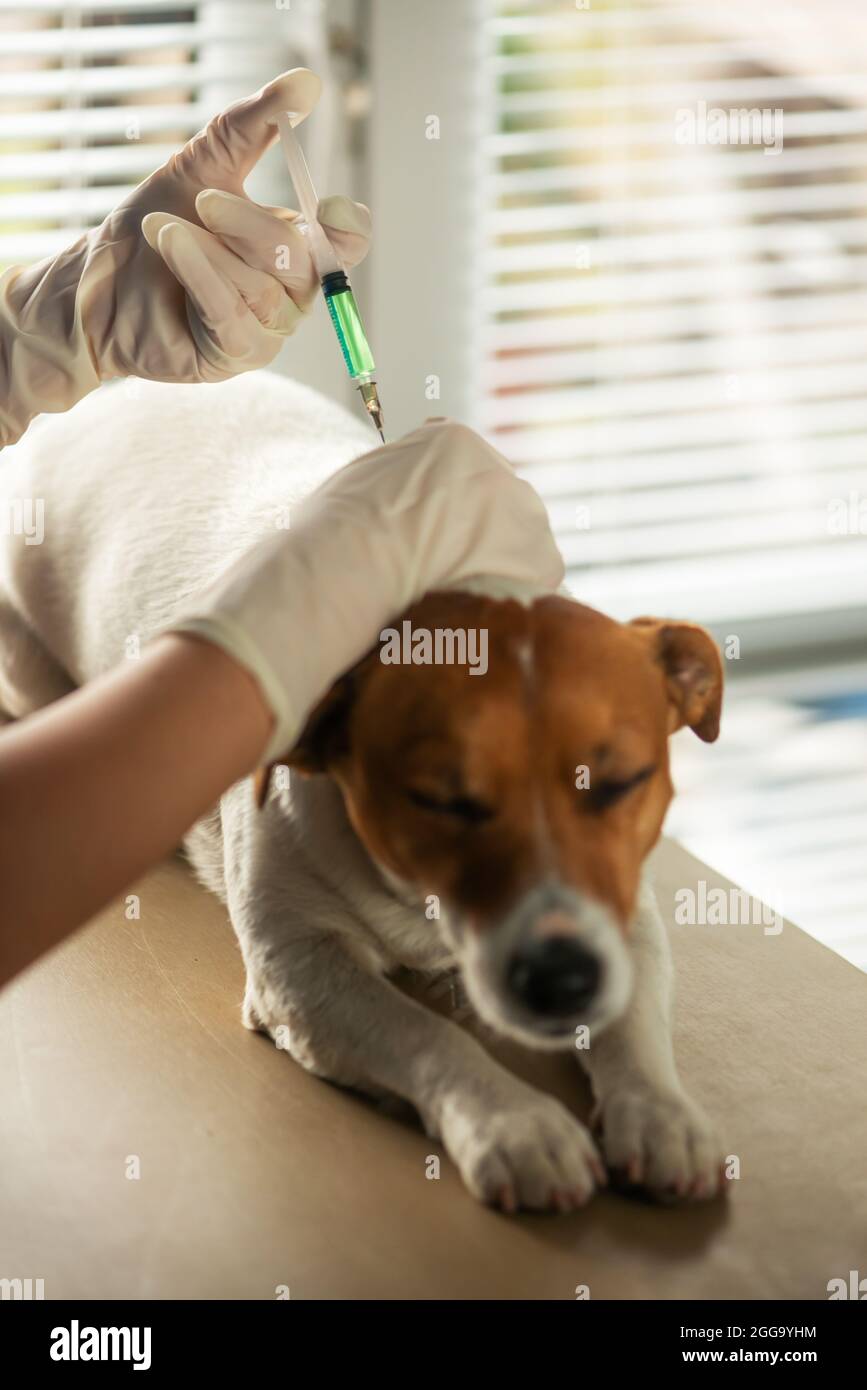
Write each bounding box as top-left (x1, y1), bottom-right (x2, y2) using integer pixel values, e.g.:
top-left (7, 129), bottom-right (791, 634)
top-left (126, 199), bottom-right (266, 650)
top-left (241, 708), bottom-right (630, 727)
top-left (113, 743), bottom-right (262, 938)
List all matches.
top-left (0, 1), bottom-right (283, 267)
top-left (474, 0), bottom-right (867, 652)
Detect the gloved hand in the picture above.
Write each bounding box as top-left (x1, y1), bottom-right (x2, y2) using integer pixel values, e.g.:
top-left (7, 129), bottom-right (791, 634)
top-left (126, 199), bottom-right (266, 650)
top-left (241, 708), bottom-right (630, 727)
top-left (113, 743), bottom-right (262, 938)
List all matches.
top-left (0, 68), bottom-right (370, 446)
top-left (170, 420), bottom-right (565, 761)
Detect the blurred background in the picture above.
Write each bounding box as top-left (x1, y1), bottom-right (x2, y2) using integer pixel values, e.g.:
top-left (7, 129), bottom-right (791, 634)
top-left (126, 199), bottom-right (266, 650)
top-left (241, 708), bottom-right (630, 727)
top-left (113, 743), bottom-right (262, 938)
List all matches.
top-left (2, 0), bottom-right (866, 967)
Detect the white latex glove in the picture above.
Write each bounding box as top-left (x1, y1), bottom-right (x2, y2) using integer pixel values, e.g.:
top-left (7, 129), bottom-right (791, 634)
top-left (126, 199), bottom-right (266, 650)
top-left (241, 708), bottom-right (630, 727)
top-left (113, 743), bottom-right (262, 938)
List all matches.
top-left (171, 420), bottom-right (565, 761)
top-left (0, 68), bottom-right (370, 446)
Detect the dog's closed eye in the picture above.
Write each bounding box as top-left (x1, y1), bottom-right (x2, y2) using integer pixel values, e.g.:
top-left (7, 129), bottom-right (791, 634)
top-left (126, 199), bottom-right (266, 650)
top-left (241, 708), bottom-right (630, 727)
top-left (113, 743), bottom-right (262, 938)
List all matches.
top-left (406, 787), bottom-right (494, 825)
top-left (589, 765), bottom-right (655, 811)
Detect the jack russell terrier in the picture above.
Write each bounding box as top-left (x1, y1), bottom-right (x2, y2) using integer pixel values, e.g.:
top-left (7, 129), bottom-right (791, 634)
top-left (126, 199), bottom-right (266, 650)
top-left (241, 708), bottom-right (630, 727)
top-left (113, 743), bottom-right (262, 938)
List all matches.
top-left (0, 372), bottom-right (725, 1213)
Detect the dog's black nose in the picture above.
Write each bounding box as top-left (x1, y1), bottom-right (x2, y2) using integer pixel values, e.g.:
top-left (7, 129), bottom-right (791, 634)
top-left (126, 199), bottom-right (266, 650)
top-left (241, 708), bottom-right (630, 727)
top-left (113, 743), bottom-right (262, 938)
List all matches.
top-left (507, 938), bottom-right (601, 1016)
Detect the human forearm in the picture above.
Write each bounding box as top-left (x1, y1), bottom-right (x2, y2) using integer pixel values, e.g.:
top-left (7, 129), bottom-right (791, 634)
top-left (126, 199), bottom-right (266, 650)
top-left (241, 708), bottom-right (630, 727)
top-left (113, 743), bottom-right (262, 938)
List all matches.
top-left (0, 634), bottom-right (272, 986)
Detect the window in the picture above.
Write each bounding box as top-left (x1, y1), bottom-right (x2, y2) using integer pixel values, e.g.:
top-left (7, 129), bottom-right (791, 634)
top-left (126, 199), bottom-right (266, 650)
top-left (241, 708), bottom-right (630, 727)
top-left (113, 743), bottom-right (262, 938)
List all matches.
top-left (473, 0), bottom-right (867, 661)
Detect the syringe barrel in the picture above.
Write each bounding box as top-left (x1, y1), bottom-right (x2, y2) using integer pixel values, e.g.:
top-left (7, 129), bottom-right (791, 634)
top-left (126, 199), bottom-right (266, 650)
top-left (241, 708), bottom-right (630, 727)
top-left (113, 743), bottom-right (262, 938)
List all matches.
top-left (322, 270), bottom-right (376, 378)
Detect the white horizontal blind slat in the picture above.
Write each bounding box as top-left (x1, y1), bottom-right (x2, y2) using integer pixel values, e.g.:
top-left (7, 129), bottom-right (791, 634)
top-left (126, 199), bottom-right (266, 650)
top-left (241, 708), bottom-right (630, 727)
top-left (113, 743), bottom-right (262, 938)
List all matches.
top-left (484, 326), bottom-right (867, 390)
top-left (571, 547), bottom-right (867, 624)
top-left (527, 433), bottom-right (867, 495)
top-left (487, 220), bottom-right (867, 272)
top-left (0, 63), bottom-right (196, 100)
top-left (0, 1), bottom-right (178, 11)
top-left (476, 0), bottom-right (867, 645)
top-left (484, 291), bottom-right (867, 351)
top-left (501, 397), bottom-right (867, 463)
top-left (481, 258), bottom-right (867, 314)
top-left (487, 111), bottom-right (867, 153)
top-left (3, 105), bottom-right (204, 142)
top-left (493, 73), bottom-right (864, 103)
top-left (0, 21), bottom-right (203, 57)
top-left (0, 144), bottom-right (181, 182)
top-left (494, 146), bottom-right (867, 196)
top-left (482, 359), bottom-right (867, 429)
top-left (486, 183), bottom-right (867, 232)
top-left (546, 467), bottom-right (867, 533)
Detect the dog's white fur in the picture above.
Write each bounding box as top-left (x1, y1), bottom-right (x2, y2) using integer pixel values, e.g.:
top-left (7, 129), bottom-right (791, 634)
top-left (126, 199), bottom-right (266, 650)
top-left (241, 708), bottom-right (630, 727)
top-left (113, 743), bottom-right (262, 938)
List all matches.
top-left (0, 373), bottom-right (721, 1208)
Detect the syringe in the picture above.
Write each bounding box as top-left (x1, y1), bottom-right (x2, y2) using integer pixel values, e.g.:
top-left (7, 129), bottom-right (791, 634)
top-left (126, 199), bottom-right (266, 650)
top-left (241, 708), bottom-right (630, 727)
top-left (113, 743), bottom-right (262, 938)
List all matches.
top-left (276, 112), bottom-right (385, 443)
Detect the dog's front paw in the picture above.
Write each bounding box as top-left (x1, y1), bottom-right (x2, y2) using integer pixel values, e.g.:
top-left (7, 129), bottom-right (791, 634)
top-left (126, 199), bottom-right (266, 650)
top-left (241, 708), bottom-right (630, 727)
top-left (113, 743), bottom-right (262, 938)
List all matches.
top-left (597, 1085), bottom-right (725, 1203)
top-left (442, 1088), bottom-right (605, 1213)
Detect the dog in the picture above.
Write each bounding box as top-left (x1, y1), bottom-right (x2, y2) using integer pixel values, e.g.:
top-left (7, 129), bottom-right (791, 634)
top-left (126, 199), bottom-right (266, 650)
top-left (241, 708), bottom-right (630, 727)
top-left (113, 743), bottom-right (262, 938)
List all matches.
top-left (0, 371), bottom-right (725, 1212)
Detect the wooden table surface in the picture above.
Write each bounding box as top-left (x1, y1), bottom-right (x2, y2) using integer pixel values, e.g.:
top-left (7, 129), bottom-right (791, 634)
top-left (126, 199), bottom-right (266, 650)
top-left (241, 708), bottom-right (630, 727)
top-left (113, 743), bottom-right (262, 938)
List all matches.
top-left (2, 839), bottom-right (865, 1300)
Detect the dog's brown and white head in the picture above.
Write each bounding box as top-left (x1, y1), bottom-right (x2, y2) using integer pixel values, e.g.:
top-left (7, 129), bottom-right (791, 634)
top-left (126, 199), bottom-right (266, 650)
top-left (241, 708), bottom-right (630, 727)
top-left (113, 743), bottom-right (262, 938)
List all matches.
top-left (268, 591), bottom-right (722, 1049)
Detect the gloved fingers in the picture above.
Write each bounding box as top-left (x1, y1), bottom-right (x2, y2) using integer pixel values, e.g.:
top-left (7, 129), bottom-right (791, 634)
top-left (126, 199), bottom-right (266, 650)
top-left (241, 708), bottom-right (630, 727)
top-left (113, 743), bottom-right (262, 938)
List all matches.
top-left (143, 210), bottom-right (304, 335)
top-left (184, 68), bottom-right (321, 189)
top-left (317, 196), bottom-right (372, 270)
top-left (244, 193), bottom-right (372, 250)
top-left (149, 220), bottom-right (286, 372)
top-left (195, 188), bottom-right (371, 290)
top-left (194, 191), bottom-right (320, 306)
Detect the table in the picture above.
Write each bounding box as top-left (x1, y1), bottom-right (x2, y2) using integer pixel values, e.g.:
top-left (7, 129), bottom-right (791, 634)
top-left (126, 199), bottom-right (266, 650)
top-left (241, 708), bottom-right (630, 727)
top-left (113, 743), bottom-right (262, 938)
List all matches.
top-left (2, 840), bottom-right (864, 1299)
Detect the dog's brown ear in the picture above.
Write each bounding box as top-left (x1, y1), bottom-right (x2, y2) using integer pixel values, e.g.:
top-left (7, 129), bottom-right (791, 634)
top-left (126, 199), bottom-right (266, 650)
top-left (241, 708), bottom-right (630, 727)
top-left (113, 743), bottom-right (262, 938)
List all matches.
top-left (630, 617), bottom-right (723, 742)
top-left (252, 675), bottom-right (356, 809)
top-left (287, 674), bottom-right (356, 772)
